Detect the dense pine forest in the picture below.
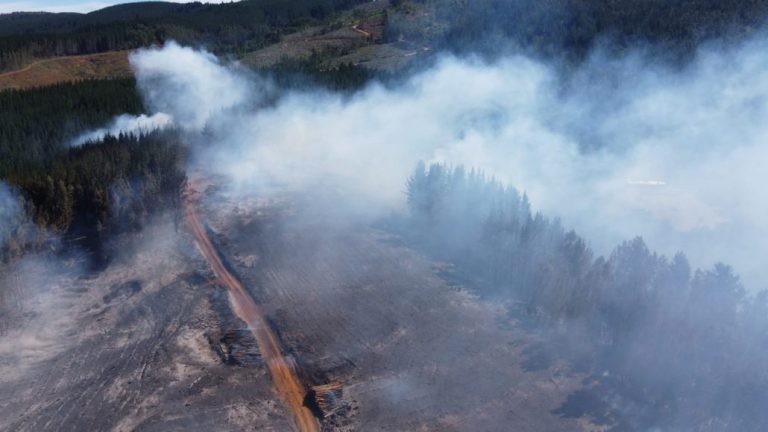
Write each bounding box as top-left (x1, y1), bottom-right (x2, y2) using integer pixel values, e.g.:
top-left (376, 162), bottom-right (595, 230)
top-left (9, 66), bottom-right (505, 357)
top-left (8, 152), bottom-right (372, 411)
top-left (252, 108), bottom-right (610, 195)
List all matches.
top-left (0, 131), bottom-right (185, 263)
top-left (0, 78), bottom-right (142, 176)
top-left (0, 79), bottom-right (184, 263)
top-left (403, 162), bottom-right (768, 430)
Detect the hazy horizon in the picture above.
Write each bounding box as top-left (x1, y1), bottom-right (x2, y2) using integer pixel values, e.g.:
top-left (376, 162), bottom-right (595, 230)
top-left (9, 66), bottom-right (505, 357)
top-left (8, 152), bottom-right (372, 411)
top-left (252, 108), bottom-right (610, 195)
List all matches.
top-left (0, 0), bottom-right (239, 15)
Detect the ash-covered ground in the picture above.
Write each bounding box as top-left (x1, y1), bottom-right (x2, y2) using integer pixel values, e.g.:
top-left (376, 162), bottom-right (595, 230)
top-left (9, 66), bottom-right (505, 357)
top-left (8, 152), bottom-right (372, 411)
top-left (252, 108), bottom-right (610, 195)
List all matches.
top-left (0, 221), bottom-right (292, 431)
top-left (0, 183), bottom-right (596, 431)
top-left (198, 184), bottom-right (595, 431)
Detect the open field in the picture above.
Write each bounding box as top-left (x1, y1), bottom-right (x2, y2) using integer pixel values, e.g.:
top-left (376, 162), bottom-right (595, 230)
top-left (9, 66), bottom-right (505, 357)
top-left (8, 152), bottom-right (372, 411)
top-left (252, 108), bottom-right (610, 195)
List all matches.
top-left (0, 51), bottom-right (131, 91)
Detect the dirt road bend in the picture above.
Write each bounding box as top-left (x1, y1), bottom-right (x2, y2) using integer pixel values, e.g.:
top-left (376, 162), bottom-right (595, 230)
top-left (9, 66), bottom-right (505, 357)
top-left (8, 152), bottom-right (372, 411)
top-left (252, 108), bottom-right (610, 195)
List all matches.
top-left (183, 180), bottom-right (319, 432)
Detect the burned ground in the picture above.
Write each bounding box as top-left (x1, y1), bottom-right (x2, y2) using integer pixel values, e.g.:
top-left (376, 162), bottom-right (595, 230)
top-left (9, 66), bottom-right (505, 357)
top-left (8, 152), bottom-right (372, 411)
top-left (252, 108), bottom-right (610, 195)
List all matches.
top-left (0, 221), bottom-right (292, 432)
top-left (201, 188), bottom-right (595, 431)
top-left (0, 186), bottom-right (598, 431)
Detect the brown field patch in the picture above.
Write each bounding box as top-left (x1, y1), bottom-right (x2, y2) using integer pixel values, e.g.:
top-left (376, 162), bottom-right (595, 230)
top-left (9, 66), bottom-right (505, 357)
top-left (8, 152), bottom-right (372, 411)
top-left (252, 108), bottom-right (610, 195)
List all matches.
top-left (0, 51), bottom-right (132, 91)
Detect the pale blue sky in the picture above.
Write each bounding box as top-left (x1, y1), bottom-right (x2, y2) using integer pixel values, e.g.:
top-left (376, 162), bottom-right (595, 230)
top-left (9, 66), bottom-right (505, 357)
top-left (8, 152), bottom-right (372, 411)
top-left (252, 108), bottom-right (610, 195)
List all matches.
top-left (0, 0), bottom-right (234, 14)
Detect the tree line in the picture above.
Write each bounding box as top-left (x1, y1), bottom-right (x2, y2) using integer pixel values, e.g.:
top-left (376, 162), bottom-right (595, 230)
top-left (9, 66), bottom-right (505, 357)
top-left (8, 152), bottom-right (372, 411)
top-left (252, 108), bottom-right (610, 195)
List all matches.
top-left (2, 131), bottom-right (186, 264)
top-left (0, 78), bottom-right (183, 264)
top-left (404, 162), bottom-right (768, 430)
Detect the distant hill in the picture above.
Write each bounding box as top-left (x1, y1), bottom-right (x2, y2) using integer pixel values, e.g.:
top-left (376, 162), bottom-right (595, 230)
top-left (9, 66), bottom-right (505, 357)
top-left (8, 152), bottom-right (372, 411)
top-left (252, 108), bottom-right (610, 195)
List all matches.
top-left (0, 1), bottom-right (364, 36)
top-left (0, 0), bottom-right (369, 72)
top-left (4, 0), bottom-right (768, 73)
top-left (0, 12), bottom-right (82, 36)
top-left (0, 3), bottom-right (185, 37)
top-left (3, 0), bottom-right (768, 86)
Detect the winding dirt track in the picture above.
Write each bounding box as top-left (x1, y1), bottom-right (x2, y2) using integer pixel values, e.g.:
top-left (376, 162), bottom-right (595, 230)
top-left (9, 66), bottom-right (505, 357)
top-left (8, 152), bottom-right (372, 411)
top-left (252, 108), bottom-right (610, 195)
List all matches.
top-left (351, 24), bottom-right (372, 37)
top-left (183, 181), bottom-right (318, 432)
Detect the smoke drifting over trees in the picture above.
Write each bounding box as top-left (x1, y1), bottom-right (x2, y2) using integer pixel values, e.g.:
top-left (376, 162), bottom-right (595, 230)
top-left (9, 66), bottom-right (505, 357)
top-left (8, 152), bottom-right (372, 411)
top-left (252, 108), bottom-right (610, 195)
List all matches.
top-left (404, 162), bottom-right (768, 429)
top-left (49, 34), bottom-right (762, 428)
top-left (77, 32), bottom-right (766, 429)
top-left (71, 113), bottom-right (173, 147)
top-left (4, 2), bottom-right (768, 428)
top-left (0, 78), bottom-right (142, 177)
top-left (114, 36), bottom-right (768, 289)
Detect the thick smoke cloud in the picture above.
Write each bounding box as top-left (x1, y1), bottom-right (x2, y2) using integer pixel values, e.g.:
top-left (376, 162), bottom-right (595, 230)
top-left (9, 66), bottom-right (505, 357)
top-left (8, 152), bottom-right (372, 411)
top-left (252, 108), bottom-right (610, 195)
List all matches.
top-left (115, 36), bottom-right (768, 288)
top-left (68, 41), bottom-right (253, 144)
top-left (131, 41), bottom-right (251, 130)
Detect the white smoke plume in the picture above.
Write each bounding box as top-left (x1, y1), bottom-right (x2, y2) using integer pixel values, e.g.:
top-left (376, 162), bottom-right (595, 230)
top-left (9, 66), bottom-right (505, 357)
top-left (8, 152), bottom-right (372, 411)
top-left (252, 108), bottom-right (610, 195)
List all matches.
top-left (69, 41), bottom-right (252, 145)
top-left (71, 112), bottom-right (174, 146)
top-left (130, 41), bottom-right (252, 130)
top-left (123, 36), bottom-right (768, 289)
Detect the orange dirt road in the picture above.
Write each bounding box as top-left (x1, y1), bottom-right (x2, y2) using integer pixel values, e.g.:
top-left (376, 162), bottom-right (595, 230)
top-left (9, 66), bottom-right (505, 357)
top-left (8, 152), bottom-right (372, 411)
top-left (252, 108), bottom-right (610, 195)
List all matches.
top-left (351, 24), bottom-right (372, 37)
top-left (183, 181), bottom-right (319, 432)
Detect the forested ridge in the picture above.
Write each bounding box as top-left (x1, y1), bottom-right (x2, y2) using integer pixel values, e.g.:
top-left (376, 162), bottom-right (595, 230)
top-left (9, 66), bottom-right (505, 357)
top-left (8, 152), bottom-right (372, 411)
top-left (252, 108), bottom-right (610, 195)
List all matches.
top-left (5, 0), bottom-right (768, 74)
top-left (403, 162), bottom-right (768, 430)
top-left (0, 0), bottom-right (370, 72)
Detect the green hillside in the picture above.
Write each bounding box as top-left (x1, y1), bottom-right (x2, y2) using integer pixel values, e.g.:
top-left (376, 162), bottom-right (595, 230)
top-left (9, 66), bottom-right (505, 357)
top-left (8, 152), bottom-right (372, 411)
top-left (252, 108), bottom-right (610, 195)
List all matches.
top-left (0, 0), bottom-right (370, 72)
